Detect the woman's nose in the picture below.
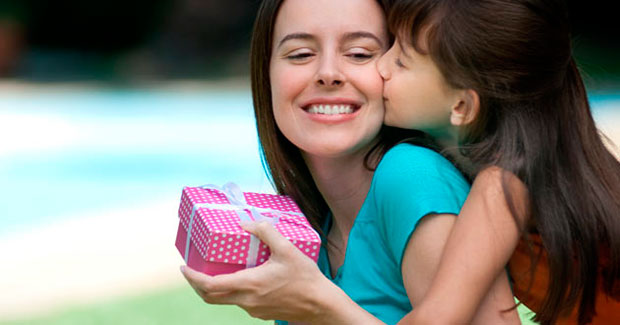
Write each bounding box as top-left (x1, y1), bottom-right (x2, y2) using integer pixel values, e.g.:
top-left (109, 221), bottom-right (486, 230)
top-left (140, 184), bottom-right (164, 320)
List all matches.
top-left (315, 55), bottom-right (344, 88)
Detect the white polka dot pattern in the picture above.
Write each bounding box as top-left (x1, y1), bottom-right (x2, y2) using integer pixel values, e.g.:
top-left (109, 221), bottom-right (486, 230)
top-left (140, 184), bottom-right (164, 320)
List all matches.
top-left (177, 186), bottom-right (321, 267)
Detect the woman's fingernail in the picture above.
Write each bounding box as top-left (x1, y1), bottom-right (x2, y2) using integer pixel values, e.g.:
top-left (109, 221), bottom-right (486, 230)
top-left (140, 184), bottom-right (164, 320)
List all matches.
top-left (180, 265), bottom-right (186, 273)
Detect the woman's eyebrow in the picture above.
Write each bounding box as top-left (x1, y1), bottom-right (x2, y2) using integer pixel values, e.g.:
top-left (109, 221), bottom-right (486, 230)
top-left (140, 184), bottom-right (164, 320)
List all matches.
top-left (341, 31), bottom-right (383, 47)
top-left (277, 31), bottom-right (383, 49)
top-left (277, 33), bottom-right (314, 48)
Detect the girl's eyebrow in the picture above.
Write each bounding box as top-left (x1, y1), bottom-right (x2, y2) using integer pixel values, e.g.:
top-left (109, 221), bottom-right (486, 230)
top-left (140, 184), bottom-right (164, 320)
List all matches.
top-left (277, 33), bottom-right (314, 48)
top-left (397, 39), bottom-right (413, 59)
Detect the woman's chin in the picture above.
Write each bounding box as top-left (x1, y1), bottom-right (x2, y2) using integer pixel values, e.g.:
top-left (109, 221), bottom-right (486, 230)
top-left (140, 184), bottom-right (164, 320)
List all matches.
top-left (296, 136), bottom-right (378, 160)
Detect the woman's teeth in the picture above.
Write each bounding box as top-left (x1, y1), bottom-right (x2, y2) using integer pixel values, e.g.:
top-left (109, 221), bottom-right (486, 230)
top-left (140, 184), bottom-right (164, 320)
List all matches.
top-left (307, 104), bottom-right (354, 115)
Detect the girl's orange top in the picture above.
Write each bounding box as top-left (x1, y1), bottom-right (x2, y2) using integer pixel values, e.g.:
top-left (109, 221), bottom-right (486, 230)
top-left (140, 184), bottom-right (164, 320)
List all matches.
top-left (508, 234), bottom-right (620, 324)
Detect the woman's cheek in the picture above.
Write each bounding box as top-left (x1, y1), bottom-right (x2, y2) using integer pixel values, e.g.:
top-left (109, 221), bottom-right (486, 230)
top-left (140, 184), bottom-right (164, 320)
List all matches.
top-left (348, 66), bottom-right (384, 101)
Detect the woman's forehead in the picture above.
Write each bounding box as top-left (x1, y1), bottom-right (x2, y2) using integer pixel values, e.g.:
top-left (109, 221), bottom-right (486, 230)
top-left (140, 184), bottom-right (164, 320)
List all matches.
top-left (273, 0), bottom-right (387, 41)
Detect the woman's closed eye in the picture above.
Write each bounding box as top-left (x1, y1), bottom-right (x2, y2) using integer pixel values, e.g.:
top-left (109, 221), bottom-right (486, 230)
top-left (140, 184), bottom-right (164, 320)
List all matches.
top-left (346, 48), bottom-right (375, 62)
top-left (395, 57), bottom-right (406, 68)
top-left (285, 50), bottom-right (315, 62)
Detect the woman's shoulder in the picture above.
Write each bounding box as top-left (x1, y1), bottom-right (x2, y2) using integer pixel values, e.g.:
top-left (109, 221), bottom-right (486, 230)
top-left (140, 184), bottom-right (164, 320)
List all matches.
top-left (380, 142), bottom-right (447, 164)
top-left (371, 143), bottom-right (470, 210)
top-left (376, 143), bottom-right (467, 185)
top-left (369, 145), bottom-right (469, 262)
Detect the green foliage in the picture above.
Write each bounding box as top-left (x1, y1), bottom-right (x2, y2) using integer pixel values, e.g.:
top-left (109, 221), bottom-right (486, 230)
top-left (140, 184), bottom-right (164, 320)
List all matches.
top-left (1, 285), bottom-right (270, 325)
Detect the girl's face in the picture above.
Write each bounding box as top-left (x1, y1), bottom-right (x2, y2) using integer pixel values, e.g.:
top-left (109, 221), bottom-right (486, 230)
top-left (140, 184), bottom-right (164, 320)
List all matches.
top-left (269, 0), bottom-right (388, 158)
top-left (377, 37), bottom-right (460, 131)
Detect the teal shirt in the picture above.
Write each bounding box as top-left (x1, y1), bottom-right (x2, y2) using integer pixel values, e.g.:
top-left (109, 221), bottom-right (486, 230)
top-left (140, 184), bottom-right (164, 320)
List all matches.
top-left (276, 143), bottom-right (470, 325)
top-left (276, 143), bottom-right (537, 324)
top-left (317, 144), bottom-right (470, 324)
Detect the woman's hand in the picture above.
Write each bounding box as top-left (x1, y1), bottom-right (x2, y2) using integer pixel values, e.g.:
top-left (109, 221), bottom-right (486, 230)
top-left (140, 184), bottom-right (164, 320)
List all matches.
top-left (180, 221), bottom-right (365, 323)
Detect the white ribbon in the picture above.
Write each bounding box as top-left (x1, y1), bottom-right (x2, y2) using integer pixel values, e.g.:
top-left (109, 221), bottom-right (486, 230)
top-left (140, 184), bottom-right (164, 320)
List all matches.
top-left (184, 182), bottom-right (314, 268)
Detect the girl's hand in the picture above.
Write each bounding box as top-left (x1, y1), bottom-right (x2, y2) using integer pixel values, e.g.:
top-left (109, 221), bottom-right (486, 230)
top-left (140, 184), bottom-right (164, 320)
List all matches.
top-left (180, 221), bottom-right (337, 323)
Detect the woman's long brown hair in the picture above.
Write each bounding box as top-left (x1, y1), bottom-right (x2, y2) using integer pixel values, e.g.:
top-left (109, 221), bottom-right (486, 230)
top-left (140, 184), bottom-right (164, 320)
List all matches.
top-left (249, 0), bottom-right (435, 232)
top-left (249, 0), bottom-right (326, 231)
top-left (388, 0), bottom-right (620, 323)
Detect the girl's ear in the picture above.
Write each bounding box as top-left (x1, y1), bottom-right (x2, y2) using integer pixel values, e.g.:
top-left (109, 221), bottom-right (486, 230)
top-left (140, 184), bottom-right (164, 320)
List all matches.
top-left (450, 89), bottom-right (480, 126)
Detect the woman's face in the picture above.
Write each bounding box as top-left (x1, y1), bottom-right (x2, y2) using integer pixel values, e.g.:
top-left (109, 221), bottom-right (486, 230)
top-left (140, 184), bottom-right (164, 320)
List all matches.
top-left (269, 0), bottom-right (388, 158)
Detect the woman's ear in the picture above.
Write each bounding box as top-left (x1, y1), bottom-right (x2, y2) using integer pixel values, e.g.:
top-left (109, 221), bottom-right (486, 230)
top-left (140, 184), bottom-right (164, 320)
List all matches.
top-left (450, 89), bottom-right (480, 126)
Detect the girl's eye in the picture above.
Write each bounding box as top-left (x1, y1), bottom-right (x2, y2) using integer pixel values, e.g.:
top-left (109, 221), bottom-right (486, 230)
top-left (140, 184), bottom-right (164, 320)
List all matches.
top-left (395, 57), bottom-right (406, 68)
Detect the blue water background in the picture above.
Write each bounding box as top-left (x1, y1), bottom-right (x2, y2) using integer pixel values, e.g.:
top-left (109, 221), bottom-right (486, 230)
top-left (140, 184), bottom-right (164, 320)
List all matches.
top-left (0, 89), bottom-right (618, 237)
top-left (0, 88), bottom-right (272, 237)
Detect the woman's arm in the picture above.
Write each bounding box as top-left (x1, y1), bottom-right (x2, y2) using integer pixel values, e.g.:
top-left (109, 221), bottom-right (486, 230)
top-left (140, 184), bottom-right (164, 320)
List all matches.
top-left (181, 221), bottom-right (384, 324)
top-left (180, 168), bottom-right (525, 324)
top-left (399, 167), bottom-right (528, 324)
top-left (400, 213), bottom-right (457, 304)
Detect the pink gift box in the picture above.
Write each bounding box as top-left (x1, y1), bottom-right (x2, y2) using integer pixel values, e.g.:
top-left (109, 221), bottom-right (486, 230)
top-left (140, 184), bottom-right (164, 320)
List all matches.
top-left (175, 185), bottom-right (321, 276)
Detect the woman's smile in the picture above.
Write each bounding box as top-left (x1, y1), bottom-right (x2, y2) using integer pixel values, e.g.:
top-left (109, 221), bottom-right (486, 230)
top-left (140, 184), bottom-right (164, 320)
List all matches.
top-left (269, 0), bottom-right (388, 157)
top-left (300, 97), bottom-right (363, 124)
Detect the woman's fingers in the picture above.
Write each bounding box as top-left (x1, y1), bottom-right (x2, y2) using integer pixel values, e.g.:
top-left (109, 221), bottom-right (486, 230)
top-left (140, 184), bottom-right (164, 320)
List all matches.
top-left (179, 223), bottom-right (322, 317)
top-left (241, 221), bottom-right (294, 254)
top-left (180, 266), bottom-right (271, 308)
top-left (181, 265), bottom-right (264, 293)
top-left (181, 265), bottom-right (240, 292)
top-left (200, 289), bottom-right (248, 305)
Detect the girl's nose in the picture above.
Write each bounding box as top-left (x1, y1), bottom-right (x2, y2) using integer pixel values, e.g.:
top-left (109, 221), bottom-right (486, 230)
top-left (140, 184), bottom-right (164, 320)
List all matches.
top-left (377, 47), bottom-right (392, 80)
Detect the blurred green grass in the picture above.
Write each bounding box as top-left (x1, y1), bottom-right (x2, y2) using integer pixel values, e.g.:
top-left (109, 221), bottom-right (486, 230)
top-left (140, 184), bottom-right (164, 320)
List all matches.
top-left (0, 283), bottom-right (539, 325)
top-left (0, 285), bottom-right (271, 325)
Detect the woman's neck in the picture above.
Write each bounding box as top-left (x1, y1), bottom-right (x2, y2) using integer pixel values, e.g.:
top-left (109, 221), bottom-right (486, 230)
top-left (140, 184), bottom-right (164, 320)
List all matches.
top-left (302, 150), bottom-right (375, 242)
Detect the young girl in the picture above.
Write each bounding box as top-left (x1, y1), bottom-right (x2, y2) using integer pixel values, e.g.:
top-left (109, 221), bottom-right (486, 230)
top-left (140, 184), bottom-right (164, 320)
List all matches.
top-left (377, 0), bottom-right (620, 324)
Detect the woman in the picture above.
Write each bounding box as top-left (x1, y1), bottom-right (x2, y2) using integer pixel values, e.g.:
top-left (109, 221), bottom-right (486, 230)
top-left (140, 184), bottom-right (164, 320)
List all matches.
top-left (181, 0), bottom-right (519, 323)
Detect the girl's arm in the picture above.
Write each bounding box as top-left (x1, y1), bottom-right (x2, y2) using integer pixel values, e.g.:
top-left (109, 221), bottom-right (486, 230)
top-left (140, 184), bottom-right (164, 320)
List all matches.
top-left (400, 167), bottom-right (528, 324)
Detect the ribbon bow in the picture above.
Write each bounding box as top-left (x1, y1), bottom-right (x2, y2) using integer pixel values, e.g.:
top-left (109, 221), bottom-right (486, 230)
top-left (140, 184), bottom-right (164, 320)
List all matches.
top-left (184, 182), bottom-right (315, 268)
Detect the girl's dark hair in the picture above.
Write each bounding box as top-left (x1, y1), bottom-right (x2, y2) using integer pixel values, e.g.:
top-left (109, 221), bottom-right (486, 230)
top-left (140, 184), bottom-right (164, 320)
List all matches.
top-left (250, 0), bottom-right (434, 232)
top-left (388, 0), bottom-right (620, 323)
